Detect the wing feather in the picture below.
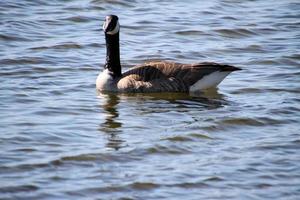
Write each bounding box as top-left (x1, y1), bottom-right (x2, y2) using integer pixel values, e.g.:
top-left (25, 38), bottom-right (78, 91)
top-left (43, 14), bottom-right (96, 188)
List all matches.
top-left (119, 61), bottom-right (240, 92)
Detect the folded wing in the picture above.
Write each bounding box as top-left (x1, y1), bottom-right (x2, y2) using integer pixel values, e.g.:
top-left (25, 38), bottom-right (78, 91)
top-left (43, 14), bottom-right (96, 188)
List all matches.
top-left (118, 61), bottom-right (240, 92)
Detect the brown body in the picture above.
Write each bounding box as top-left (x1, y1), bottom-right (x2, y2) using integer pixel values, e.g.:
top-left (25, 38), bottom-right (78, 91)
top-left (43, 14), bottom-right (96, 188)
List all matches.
top-left (115, 61), bottom-right (241, 93)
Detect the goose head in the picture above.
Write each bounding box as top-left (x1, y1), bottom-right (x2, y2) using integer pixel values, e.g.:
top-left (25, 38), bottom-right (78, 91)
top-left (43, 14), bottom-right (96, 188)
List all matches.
top-left (103, 15), bottom-right (120, 35)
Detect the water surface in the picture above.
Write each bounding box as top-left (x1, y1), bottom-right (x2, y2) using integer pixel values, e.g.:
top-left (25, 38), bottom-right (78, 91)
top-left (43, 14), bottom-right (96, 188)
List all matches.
top-left (1, 0), bottom-right (300, 199)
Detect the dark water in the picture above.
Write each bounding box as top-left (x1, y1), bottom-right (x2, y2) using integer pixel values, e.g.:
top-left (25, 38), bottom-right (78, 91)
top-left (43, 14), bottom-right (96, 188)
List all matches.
top-left (1, 0), bottom-right (300, 199)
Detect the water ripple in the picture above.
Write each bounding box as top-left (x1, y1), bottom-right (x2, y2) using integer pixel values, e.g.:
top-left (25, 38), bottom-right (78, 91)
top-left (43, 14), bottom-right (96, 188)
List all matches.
top-left (214, 28), bottom-right (258, 38)
top-left (1, 0), bottom-right (300, 199)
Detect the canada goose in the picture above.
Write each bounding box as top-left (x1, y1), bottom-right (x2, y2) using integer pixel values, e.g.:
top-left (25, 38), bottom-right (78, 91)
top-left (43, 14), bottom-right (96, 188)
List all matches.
top-left (96, 15), bottom-right (241, 93)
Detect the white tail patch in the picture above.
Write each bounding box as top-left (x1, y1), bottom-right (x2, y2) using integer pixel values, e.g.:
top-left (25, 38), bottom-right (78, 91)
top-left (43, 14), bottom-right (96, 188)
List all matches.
top-left (189, 71), bottom-right (231, 92)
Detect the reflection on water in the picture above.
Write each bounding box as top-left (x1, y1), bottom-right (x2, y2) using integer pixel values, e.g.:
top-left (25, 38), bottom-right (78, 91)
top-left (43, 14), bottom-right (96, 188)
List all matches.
top-left (100, 93), bottom-right (122, 130)
top-left (97, 89), bottom-right (226, 151)
top-left (98, 93), bottom-right (124, 150)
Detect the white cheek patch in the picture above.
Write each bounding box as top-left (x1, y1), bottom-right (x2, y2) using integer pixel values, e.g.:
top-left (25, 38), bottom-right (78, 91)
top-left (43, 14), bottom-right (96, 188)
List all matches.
top-left (103, 22), bottom-right (107, 31)
top-left (106, 22), bottom-right (120, 35)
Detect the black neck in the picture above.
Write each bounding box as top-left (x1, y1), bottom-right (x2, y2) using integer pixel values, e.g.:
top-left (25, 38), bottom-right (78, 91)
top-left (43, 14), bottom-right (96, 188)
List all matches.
top-left (104, 32), bottom-right (121, 78)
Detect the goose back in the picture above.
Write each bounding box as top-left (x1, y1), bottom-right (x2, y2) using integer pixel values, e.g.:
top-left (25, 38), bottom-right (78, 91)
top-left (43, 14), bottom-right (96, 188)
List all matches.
top-left (117, 61), bottom-right (240, 93)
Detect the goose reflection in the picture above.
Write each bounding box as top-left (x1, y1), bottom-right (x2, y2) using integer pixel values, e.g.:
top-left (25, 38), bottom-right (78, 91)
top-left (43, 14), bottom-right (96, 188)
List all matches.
top-left (118, 88), bottom-right (226, 111)
top-left (98, 93), bottom-right (124, 151)
top-left (97, 88), bottom-right (226, 150)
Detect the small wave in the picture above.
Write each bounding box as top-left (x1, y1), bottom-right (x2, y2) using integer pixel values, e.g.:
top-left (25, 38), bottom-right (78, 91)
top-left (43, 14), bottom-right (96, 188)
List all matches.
top-left (218, 118), bottom-right (265, 126)
top-left (218, 45), bottom-right (266, 54)
top-left (214, 28), bottom-right (257, 38)
top-left (203, 176), bottom-right (224, 182)
top-left (0, 185), bottom-right (39, 193)
top-left (174, 30), bottom-right (207, 36)
top-left (278, 58), bottom-right (300, 66)
top-left (244, 44), bottom-right (265, 53)
top-left (283, 53), bottom-right (300, 61)
top-left (2, 151), bottom-right (141, 172)
top-left (265, 88), bottom-right (300, 94)
top-left (74, 182), bottom-right (158, 196)
top-left (269, 71), bottom-right (300, 80)
top-left (130, 182), bottom-right (159, 190)
top-left (75, 181), bottom-right (208, 196)
top-left (12, 147), bottom-right (37, 152)
top-left (218, 117), bottom-right (284, 127)
top-left (231, 88), bottom-right (263, 94)
top-left (253, 117), bottom-right (284, 126)
top-left (0, 33), bottom-right (31, 42)
top-left (246, 59), bottom-right (281, 66)
top-left (0, 66), bottom-right (75, 77)
top-left (171, 182), bottom-right (209, 188)
top-left (0, 57), bottom-right (54, 65)
top-left (61, 16), bottom-right (95, 23)
top-left (162, 135), bottom-right (194, 142)
top-left (30, 42), bottom-right (82, 50)
top-left (256, 142), bottom-right (300, 151)
top-left (85, 43), bottom-right (104, 48)
top-left (252, 27), bottom-right (278, 35)
top-left (147, 144), bottom-right (191, 155)
top-left (220, 16), bottom-right (238, 21)
top-left (188, 133), bottom-right (213, 140)
top-left (90, 0), bottom-right (136, 7)
top-left (292, 139), bottom-right (300, 144)
top-left (254, 183), bottom-right (273, 189)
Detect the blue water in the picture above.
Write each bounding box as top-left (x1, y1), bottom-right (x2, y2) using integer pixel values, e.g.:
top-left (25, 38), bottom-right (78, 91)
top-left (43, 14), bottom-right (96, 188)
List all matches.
top-left (1, 0), bottom-right (300, 199)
